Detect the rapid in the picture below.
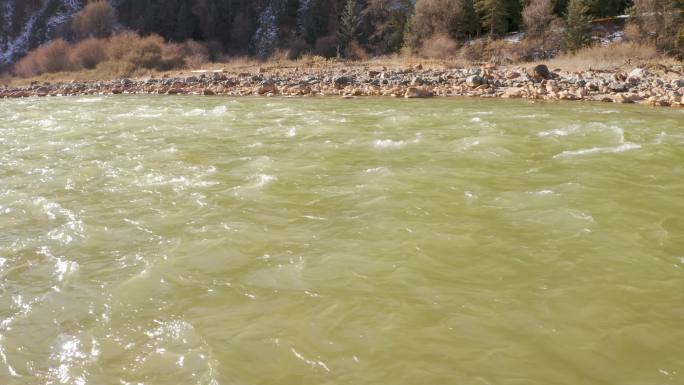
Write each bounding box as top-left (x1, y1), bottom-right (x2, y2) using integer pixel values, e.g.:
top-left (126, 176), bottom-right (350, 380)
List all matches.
top-left (0, 96), bottom-right (683, 385)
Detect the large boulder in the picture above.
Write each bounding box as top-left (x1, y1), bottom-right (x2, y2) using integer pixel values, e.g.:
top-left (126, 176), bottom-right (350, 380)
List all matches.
top-left (466, 75), bottom-right (484, 87)
top-left (258, 80), bottom-right (278, 95)
top-left (527, 64), bottom-right (552, 82)
top-left (627, 68), bottom-right (646, 84)
top-left (609, 82), bottom-right (630, 93)
top-left (404, 87), bottom-right (434, 98)
top-left (502, 87), bottom-right (523, 98)
top-left (333, 76), bottom-right (352, 89)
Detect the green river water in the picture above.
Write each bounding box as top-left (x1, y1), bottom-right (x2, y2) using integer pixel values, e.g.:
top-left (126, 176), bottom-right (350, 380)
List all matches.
top-left (0, 96), bottom-right (683, 385)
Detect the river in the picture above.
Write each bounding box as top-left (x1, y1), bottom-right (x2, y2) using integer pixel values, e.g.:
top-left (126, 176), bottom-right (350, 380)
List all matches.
top-left (1, 96), bottom-right (683, 385)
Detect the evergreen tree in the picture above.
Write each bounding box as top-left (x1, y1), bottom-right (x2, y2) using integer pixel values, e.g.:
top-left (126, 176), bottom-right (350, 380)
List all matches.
top-left (338, 0), bottom-right (361, 52)
top-left (361, 0), bottom-right (414, 54)
top-left (476, 0), bottom-right (510, 36)
top-left (563, 0), bottom-right (592, 51)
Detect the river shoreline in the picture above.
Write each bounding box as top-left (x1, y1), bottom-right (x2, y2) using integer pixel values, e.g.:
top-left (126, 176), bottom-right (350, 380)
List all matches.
top-left (2, 64), bottom-right (683, 107)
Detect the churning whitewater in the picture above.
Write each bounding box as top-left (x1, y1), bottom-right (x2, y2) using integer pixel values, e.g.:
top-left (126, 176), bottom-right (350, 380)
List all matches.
top-left (0, 96), bottom-right (683, 385)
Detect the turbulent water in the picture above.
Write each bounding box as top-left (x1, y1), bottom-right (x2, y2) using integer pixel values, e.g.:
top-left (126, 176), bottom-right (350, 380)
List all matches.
top-left (0, 96), bottom-right (683, 385)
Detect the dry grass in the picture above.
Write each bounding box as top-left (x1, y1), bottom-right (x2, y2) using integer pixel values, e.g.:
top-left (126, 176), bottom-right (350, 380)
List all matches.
top-left (543, 42), bottom-right (667, 71)
top-left (6, 39), bottom-right (680, 87)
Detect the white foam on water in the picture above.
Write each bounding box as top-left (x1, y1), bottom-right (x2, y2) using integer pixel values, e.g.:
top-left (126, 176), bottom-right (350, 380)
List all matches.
top-left (183, 108), bottom-right (206, 117)
top-left (211, 105), bottom-right (227, 114)
top-left (470, 117), bottom-right (482, 122)
top-left (137, 173), bottom-right (218, 192)
top-left (455, 137), bottom-right (481, 151)
top-left (364, 167), bottom-right (390, 174)
top-left (76, 97), bottom-right (104, 103)
top-left (539, 123), bottom-right (625, 142)
top-left (570, 211), bottom-right (595, 223)
top-left (136, 319), bottom-right (220, 384)
top-left (464, 191), bottom-right (478, 201)
top-left (287, 127), bottom-right (297, 137)
top-left (538, 128), bottom-right (572, 137)
top-left (54, 258), bottom-right (79, 282)
top-left (532, 189), bottom-right (555, 195)
top-left (48, 335), bottom-right (87, 384)
top-left (253, 174), bottom-right (277, 187)
top-left (303, 215), bottom-right (328, 221)
top-left (553, 143), bottom-right (641, 159)
top-left (33, 197), bottom-right (85, 245)
top-left (514, 114), bottom-right (550, 118)
top-left (374, 139), bottom-right (405, 149)
top-left (290, 347), bottom-right (331, 372)
top-left (0, 339), bottom-right (19, 377)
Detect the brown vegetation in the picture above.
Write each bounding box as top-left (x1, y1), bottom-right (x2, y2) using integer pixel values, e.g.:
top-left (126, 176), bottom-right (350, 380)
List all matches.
top-left (419, 34), bottom-right (459, 59)
top-left (69, 38), bottom-right (108, 69)
top-left (630, 0), bottom-right (683, 58)
top-left (13, 39), bottom-right (70, 77)
top-left (71, 0), bottom-right (116, 39)
top-left (544, 42), bottom-right (662, 70)
top-left (11, 32), bottom-right (214, 79)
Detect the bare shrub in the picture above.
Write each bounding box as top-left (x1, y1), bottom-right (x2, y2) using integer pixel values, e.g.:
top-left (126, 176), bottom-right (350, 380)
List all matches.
top-left (460, 39), bottom-right (515, 64)
top-left (314, 35), bottom-right (338, 58)
top-left (345, 42), bottom-right (369, 60)
top-left (513, 0), bottom-right (564, 54)
top-left (94, 60), bottom-right (137, 78)
top-left (13, 38), bottom-right (71, 77)
top-left (269, 49), bottom-right (291, 62)
top-left (517, 18), bottom-right (564, 61)
top-left (123, 34), bottom-right (166, 70)
top-left (483, 39), bottom-right (517, 64)
top-left (631, 0), bottom-right (682, 56)
top-left (72, 0), bottom-right (116, 39)
top-left (624, 22), bottom-right (642, 42)
top-left (459, 39), bottom-right (487, 62)
top-left (181, 40), bottom-right (210, 59)
top-left (419, 34), bottom-right (458, 59)
top-left (522, 0), bottom-right (555, 38)
top-left (284, 37), bottom-right (309, 60)
top-left (160, 43), bottom-right (186, 69)
top-left (70, 37), bottom-right (108, 69)
top-left (108, 31), bottom-right (143, 61)
top-left (184, 54), bottom-right (209, 69)
top-left (408, 0), bottom-right (477, 49)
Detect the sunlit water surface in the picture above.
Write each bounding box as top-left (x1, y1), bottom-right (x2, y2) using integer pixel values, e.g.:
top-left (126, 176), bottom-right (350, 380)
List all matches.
top-left (0, 96), bottom-right (683, 385)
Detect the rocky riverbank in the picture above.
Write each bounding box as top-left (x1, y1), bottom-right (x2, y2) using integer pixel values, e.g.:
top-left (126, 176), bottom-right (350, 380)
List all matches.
top-left (2, 63), bottom-right (683, 107)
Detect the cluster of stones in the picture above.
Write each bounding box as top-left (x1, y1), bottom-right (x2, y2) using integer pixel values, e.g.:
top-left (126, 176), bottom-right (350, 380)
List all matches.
top-left (1, 63), bottom-right (683, 107)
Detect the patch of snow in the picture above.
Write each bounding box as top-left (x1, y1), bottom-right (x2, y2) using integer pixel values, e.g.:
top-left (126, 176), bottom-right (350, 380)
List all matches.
top-left (253, 3), bottom-right (280, 58)
top-left (0, 0), bottom-right (85, 65)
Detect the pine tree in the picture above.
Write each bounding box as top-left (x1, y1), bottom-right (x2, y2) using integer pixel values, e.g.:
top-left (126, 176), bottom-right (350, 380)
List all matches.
top-left (563, 0), bottom-right (592, 52)
top-left (476, 0), bottom-right (510, 36)
top-left (338, 0), bottom-right (361, 52)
